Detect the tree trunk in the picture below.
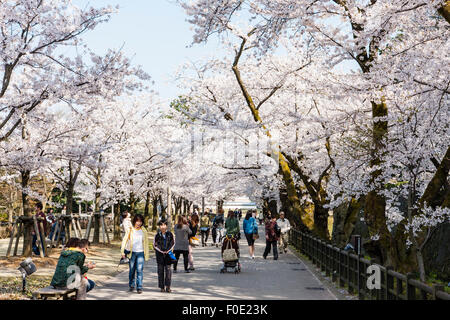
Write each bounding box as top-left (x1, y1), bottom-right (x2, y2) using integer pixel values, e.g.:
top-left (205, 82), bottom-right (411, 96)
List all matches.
top-left (130, 193), bottom-right (136, 215)
top-left (152, 197), bottom-right (158, 231)
top-left (231, 36), bottom-right (311, 229)
top-left (331, 197), bottom-right (364, 248)
top-left (144, 190), bottom-right (151, 228)
top-left (217, 199), bottom-right (223, 212)
top-left (92, 179), bottom-right (101, 244)
top-left (418, 146), bottom-right (450, 209)
top-left (313, 203), bottom-right (330, 240)
top-left (113, 201), bottom-right (122, 241)
top-left (129, 170), bottom-right (135, 214)
top-left (279, 156), bottom-right (311, 228)
top-left (268, 199), bottom-right (278, 217)
top-left (173, 196), bottom-right (182, 222)
top-left (364, 100), bottom-right (397, 266)
top-left (438, 1), bottom-right (450, 24)
top-left (184, 199), bottom-right (189, 214)
top-left (66, 183), bottom-right (74, 215)
top-left (158, 194), bottom-right (165, 219)
top-left (21, 170), bottom-right (32, 256)
top-left (167, 186), bottom-right (173, 232)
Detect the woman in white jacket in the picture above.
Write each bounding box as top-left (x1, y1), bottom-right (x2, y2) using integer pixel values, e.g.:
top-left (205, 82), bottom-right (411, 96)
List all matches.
top-left (120, 214), bottom-right (149, 294)
top-left (276, 211), bottom-right (291, 254)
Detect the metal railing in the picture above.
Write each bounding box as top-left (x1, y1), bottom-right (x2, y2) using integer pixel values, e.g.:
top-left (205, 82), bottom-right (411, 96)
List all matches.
top-left (289, 229), bottom-right (450, 300)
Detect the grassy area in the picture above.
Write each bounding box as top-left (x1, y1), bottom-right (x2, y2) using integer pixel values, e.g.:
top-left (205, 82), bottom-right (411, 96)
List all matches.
top-left (0, 230), bottom-right (157, 300)
top-left (0, 275), bottom-right (52, 300)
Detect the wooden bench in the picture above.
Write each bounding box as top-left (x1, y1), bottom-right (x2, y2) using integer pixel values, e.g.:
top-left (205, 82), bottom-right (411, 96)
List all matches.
top-left (32, 286), bottom-right (78, 300)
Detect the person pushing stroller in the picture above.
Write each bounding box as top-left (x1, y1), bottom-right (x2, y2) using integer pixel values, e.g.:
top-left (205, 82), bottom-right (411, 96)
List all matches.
top-left (220, 211), bottom-right (241, 273)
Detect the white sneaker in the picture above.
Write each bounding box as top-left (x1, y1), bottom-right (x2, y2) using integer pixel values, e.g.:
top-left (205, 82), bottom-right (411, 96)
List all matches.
top-left (251, 255), bottom-right (255, 259)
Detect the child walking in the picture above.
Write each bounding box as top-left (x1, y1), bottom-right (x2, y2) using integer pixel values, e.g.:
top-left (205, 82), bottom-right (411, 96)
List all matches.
top-left (154, 220), bottom-right (175, 293)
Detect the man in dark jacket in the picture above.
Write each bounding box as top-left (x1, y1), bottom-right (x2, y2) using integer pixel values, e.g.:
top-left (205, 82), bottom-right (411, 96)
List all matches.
top-left (154, 220), bottom-right (175, 293)
top-left (32, 202), bottom-right (47, 256)
top-left (263, 215), bottom-right (279, 260)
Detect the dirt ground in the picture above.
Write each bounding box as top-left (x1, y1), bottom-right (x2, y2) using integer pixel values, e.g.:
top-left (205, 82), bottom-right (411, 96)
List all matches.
top-left (0, 230), bottom-right (156, 300)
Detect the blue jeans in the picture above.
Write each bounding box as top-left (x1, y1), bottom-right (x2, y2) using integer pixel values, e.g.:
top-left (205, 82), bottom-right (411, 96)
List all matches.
top-left (48, 222), bottom-right (56, 240)
top-left (86, 279), bottom-right (95, 293)
top-left (32, 233), bottom-right (44, 255)
top-left (129, 252), bottom-right (145, 290)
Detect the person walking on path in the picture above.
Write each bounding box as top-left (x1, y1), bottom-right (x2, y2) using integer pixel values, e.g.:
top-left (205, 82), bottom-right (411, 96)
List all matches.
top-left (188, 214), bottom-right (199, 271)
top-left (153, 220), bottom-right (175, 293)
top-left (263, 215), bottom-right (279, 260)
top-left (121, 214), bottom-right (149, 294)
top-left (200, 211), bottom-right (211, 247)
top-left (257, 210), bottom-right (264, 225)
top-left (211, 213), bottom-right (217, 247)
top-left (243, 211), bottom-right (258, 259)
top-left (46, 208), bottom-right (56, 235)
top-left (32, 201), bottom-right (47, 256)
top-left (47, 209), bottom-right (57, 242)
top-left (213, 209), bottom-right (225, 247)
top-left (234, 208), bottom-right (240, 221)
top-left (120, 211), bottom-right (132, 235)
top-left (225, 210), bottom-right (240, 238)
top-left (173, 216), bottom-right (192, 273)
top-left (276, 211), bottom-right (291, 254)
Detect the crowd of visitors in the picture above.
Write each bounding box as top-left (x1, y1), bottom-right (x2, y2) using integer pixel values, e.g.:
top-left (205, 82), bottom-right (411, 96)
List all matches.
top-left (44, 203), bottom-right (292, 298)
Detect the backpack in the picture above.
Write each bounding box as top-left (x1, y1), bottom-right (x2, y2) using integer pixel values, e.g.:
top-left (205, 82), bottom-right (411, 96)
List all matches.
top-left (215, 215), bottom-right (224, 226)
top-left (275, 222), bottom-right (281, 237)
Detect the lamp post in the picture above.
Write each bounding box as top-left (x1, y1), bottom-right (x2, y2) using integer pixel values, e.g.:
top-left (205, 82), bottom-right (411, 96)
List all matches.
top-left (18, 258), bottom-right (36, 293)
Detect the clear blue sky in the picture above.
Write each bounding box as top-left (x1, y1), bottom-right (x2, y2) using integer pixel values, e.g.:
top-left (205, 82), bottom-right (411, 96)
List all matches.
top-left (73, 0), bottom-right (223, 103)
top-left (72, 1), bottom-right (356, 104)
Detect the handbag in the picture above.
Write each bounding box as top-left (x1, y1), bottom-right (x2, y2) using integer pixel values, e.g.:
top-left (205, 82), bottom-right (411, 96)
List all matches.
top-left (168, 250), bottom-right (177, 262)
top-left (189, 236), bottom-right (200, 247)
top-left (275, 223), bottom-right (281, 237)
top-left (222, 239), bottom-right (238, 262)
top-left (117, 254), bottom-right (129, 270)
top-left (252, 221), bottom-right (259, 240)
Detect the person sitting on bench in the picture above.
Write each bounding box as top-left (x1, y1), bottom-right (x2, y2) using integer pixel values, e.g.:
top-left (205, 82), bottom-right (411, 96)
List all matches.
top-left (50, 238), bottom-right (96, 299)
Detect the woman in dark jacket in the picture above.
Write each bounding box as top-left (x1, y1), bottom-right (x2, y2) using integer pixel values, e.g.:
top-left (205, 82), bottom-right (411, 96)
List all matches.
top-left (154, 220), bottom-right (175, 293)
top-left (263, 215), bottom-right (279, 260)
top-left (188, 214), bottom-right (199, 271)
top-left (173, 216), bottom-right (192, 273)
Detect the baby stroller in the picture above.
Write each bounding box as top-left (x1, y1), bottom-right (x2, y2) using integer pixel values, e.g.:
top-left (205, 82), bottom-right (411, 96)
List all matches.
top-left (220, 234), bottom-right (241, 274)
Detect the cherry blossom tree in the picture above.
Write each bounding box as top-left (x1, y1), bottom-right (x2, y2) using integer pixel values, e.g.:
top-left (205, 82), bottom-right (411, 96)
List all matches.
top-left (176, 0), bottom-right (449, 276)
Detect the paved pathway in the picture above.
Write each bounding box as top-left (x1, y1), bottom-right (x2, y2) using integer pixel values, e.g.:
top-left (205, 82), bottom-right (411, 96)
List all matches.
top-left (88, 221), bottom-right (336, 300)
